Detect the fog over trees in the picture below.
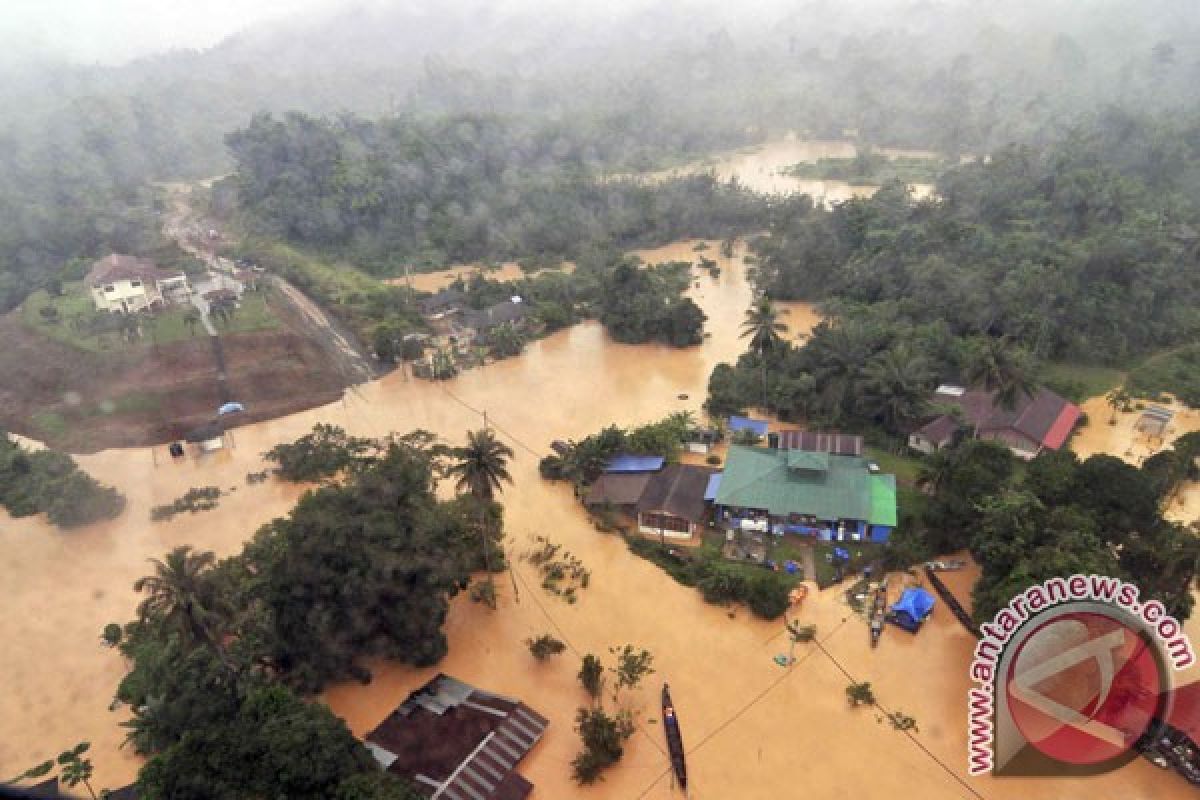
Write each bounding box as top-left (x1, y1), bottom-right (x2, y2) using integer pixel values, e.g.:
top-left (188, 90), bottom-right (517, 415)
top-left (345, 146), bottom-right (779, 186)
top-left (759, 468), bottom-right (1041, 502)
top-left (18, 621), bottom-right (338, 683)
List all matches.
top-left (2, 0), bottom-right (1200, 310)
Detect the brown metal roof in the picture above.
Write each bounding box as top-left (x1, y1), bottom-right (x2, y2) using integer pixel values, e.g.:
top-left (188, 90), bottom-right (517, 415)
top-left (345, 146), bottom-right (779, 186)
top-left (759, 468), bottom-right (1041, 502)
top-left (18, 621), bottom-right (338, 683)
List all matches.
top-left (636, 464), bottom-right (716, 522)
top-left (773, 430), bottom-right (864, 456)
top-left (86, 253), bottom-right (183, 287)
top-left (938, 386), bottom-right (1078, 449)
top-left (365, 674), bottom-right (546, 800)
top-left (915, 415), bottom-right (959, 445)
top-left (584, 472), bottom-right (653, 507)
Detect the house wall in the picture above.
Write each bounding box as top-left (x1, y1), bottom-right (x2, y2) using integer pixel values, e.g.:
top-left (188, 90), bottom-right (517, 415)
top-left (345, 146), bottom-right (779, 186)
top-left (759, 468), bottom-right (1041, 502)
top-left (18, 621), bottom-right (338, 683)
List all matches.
top-left (91, 279), bottom-right (160, 312)
top-left (907, 433), bottom-right (937, 455)
top-left (980, 429), bottom-right (1040, 460)
top-left (638, 511), bottom-right (693, 538)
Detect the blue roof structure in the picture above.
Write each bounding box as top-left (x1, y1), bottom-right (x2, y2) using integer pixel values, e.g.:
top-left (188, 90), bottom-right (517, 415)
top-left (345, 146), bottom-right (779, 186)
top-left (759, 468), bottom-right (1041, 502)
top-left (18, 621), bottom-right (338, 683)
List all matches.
top-left (728, 416), bottom-right (769, 437)
top-left (218, 401), bottom-right (245, 415)
top-left (604, 454), bottom-right (665, 473)
top-left (890, 588), bottom-right (936, 632)
top-left (703, 473), bottom-right (723, 501)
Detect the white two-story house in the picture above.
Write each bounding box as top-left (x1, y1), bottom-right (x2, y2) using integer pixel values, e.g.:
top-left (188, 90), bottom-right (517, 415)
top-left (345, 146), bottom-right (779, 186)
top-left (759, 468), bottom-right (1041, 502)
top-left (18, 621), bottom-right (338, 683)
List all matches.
top-left (87, 254), bottom-right (191, 313)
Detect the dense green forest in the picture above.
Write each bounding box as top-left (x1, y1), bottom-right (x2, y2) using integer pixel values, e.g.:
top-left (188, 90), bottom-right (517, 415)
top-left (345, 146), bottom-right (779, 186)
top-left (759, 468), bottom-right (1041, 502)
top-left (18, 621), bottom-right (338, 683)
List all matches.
top-left (0, 432), bottom-right (124, 527)
top-left (5, 0), bottom-right (1200, 313)
top-left (222, 112), bottom-right (764, 272)
top-left (902, 434), bottom-right (1200, 623)
top-left (709, 111), bottom-right (1200, 430)
top-left (112, 428), bottom-right (504, 795)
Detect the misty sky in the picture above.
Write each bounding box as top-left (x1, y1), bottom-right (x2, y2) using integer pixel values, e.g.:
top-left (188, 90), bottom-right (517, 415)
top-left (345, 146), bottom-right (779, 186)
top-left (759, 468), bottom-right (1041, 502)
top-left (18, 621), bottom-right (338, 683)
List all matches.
top-left (3, 0), bottom-right (337, 63)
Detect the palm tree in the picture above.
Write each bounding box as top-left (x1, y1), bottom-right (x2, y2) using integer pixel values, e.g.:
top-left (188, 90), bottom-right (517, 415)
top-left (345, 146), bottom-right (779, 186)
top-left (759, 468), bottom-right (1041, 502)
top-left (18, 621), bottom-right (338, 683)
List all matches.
top-left (133, 546), bottom-right (222, 653)
top-left (916, 449), bottom-right (956, 496)
top-left (858, 345), bottom-right (932, 432)
top-left (740, 296), bottom-right (789, 410)
top-left (449, 429), bottom-right (515, 608)
top-left (964, 336), bottom-right (1037, 411)
top-left (1105, 386), bottom-right (1131, 424)
top-left (449, 429), bottom-right (515, 502)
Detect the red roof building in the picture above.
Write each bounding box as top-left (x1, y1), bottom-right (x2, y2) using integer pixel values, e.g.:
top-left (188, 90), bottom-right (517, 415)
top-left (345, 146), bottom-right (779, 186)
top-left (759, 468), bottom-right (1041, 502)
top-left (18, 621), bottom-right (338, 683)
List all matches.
top-left (909, 386), bottom-right (1081, 460)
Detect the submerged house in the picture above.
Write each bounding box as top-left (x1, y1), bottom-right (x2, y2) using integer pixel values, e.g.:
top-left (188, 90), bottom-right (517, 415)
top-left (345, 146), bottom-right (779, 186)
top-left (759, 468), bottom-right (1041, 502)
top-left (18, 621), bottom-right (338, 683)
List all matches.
top-left (635, 463), bottom-right (719, 538)
top-left (364, 674), bottom-right (548, 800)
top-left (908, 385), bottom-right (1081, 460)
top-left (713, 445), bottom-right (896, 542)
top-left (461, 297), bottom-right (531, 334)
top-left (584, 458), bottom-right (716, 539)
top-left (87, 254), bottom-right (190, 313)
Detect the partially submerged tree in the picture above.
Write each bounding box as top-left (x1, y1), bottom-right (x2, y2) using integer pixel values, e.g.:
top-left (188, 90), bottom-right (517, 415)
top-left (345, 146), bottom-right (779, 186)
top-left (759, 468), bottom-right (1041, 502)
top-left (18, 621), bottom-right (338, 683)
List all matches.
top-left (526, 634), bottom-right (566, 661)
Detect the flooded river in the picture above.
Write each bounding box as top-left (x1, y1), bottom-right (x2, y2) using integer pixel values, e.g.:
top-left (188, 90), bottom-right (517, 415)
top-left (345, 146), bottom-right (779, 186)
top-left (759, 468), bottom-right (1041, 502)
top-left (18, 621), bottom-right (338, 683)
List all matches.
top-left (1, 241), bottom-right (1194, 798)
top-left (638, 134), bottom-right (937, 204)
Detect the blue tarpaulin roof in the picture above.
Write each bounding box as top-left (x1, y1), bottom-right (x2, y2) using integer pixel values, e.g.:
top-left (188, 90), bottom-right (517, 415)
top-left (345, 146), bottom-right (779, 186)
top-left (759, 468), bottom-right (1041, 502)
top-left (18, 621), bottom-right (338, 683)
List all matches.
top-left (704, 473), bottom-right (723, 501)
top-left (891, 588), bottom-right (936, 623)
top-left (605, 454), bottom-right (665, 473)
top-left (728, 416), bottom-right (769, 437)
top-left (218, 402), bottom-right (245, 415)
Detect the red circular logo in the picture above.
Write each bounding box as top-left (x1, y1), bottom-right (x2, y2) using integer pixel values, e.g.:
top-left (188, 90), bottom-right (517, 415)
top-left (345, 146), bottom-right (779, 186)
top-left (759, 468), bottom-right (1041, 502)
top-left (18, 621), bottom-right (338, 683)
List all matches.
top-left (1005, 611), bottom-right (1164, 765)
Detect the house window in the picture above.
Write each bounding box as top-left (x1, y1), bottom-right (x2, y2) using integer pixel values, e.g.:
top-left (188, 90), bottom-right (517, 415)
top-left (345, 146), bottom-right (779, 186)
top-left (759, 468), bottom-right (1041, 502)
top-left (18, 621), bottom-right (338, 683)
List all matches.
top-left (104, 285), bottom-right (115, 293)
top-left (641, 512), bottom-right (690, 534)
top-left (130, 280), bottom-right (142, 288)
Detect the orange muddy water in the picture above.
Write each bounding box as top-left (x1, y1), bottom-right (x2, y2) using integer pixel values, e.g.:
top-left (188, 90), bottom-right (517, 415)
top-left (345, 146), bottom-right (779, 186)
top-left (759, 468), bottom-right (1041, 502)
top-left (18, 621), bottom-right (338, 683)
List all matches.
top-left (1, 241), bottom-right (1194, 799)
top-left (637, 134), bottom-right (937, 204)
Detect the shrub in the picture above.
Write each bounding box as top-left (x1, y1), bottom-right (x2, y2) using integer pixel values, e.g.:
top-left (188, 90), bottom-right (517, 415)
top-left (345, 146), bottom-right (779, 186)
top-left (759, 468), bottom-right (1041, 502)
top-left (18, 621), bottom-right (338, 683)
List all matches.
top-left (526, 634), bottom-right (567, 660)
top-left (571, 708), bottom-right (634, 784)
top-left (846, 682), bottom-right (876, 707)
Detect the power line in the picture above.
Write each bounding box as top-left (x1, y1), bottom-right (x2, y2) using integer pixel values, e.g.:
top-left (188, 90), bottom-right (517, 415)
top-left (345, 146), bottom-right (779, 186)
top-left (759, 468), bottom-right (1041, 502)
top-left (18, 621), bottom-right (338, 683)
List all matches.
top-left (809, 636), bottom-right (989, 800)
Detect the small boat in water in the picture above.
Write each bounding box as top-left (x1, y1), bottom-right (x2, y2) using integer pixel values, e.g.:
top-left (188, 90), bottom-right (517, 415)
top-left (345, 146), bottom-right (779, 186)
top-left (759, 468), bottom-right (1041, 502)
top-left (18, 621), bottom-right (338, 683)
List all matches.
top-left (662, 683), bottom-right (688, 792)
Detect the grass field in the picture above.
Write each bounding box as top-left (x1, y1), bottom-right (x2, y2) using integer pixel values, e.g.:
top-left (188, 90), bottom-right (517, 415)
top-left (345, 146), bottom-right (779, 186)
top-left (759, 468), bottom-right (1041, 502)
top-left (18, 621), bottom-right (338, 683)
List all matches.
top-left (22, 283), bottom-right (282, 352)
top-left (1040, 361), bottom-right (1126, 403)
top-left (1127, 345), bottom-right (1200, 407)
top-left (864, 446), bottom-right (923, 484)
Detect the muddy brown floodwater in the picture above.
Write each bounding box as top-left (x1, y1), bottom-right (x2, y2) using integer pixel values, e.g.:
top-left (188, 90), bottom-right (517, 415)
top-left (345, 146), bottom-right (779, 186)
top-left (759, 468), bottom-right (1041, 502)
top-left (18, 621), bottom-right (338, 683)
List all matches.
top-left (636, 134), bottom-right (937, 204)
top-left (1, 241), bottom-right (1195, 799)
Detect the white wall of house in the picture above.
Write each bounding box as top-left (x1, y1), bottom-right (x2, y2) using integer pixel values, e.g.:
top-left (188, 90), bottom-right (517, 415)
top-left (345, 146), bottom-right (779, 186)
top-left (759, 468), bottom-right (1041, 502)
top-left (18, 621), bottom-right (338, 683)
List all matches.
top-left (907, 433), bottom-right (938, 454)
top-left (638, 512), bottom-right (694, 538)
top-left (91, 275), bottom-right (190, 313)
top-left (91, 279), bottom-right (161, 312)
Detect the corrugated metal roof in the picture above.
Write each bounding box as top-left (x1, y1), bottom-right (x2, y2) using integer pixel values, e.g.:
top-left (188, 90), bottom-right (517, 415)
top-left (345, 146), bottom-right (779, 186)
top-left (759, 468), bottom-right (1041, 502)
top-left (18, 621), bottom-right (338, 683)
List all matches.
top-left (786, 450), bottom-right (829, 471)
top-left (728, 415), bottom-right (769, 436)
top-left (636, 464), bottom-right (716, 522)
top-left (772, 429), bottom-right (864, 456)
top-left (714, 445), bottom-right (890, 523)
top-left (604, 454), bottom-right (665, 473)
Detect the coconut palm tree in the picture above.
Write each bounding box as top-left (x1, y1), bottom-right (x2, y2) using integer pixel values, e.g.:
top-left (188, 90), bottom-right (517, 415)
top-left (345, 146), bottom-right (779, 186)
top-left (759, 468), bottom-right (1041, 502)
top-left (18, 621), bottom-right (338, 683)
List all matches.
top-left (858, 345), bottom-right (932, 432)
top-left (449, 429), bottom-right (515, 502)
top-left (965, 336), bottom-right (1037, 411)
top-left (740, 296), bottom-right (789, 410)
top-left (449, 429), bottom-right (515, 608)
top-left (133, 546), bottom-right (222, 652)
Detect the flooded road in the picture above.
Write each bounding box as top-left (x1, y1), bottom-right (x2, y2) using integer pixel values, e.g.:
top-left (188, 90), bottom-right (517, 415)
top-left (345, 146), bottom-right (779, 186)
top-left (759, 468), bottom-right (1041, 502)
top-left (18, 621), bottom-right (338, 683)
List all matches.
top-left (1, 241), bottom-right (1194, 798)
top-left (637, 135), bottom-right (937, 204)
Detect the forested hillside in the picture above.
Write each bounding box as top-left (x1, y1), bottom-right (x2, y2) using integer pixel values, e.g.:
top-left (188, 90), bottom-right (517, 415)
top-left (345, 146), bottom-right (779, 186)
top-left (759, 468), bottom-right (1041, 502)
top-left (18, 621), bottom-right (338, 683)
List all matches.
top-left (223, 112), bottom-right (765, 271)
top-left (709, 111), bottom-right (1200, 429)
top-left (3, 0), bottom-right (1200, 312)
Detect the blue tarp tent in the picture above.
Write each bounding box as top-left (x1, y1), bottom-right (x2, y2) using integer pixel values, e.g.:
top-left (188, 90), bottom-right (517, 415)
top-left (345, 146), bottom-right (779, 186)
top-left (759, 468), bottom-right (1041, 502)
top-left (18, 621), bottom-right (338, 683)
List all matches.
top-left (728, 415), bottom-right (769, 438)
top-left (218, 402), bottom-right (245, 415)
top-left (605, 454), bottom-right (666, 473)
top-left (889, 587), bottom-right (936, 633)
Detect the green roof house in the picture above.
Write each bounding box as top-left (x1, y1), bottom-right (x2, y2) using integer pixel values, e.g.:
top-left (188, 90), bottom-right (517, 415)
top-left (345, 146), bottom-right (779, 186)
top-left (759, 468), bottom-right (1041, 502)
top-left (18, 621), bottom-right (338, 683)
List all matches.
top-left (713, 445), bottom-right (896, 542)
